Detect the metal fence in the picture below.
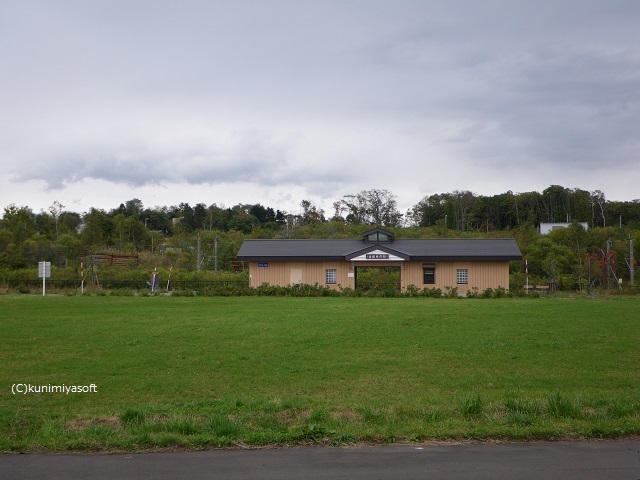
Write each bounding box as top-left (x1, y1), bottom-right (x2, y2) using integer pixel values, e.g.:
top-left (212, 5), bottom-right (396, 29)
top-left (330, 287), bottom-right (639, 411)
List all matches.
top-left (355, 281), bottom-right (402, 292)
top-left (3, 279), bottom-right (247, 291)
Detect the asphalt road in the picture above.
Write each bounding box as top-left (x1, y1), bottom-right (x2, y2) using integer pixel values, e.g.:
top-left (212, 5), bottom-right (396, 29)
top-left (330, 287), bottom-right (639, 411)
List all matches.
top-left (1, 441), bottom-right (639, 480)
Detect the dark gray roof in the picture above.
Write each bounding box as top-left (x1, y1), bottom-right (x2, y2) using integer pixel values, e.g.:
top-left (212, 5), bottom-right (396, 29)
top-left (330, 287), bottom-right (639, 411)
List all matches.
top-left (237, 238), bottom-right (522, 261)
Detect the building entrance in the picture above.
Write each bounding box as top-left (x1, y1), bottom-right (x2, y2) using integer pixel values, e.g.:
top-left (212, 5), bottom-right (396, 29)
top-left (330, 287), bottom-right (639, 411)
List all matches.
top-left (354, 266), bottom-right (401, 293)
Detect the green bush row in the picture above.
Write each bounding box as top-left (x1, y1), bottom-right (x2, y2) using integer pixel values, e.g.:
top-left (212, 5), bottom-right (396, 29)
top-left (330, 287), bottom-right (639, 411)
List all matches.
top-left (1, 281), bottom-right (526, 298)
top-left (171, 283), bottom-right (514, 298)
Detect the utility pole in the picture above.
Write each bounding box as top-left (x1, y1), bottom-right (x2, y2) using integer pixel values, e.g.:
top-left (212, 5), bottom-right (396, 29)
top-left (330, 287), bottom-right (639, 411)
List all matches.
top-left (606, 240), bottom-right (611, 290)
top-left (197, 234), bottom-right (201, 271)
top-left (214, 237), bottom-right (219, 272)
top-left (630, 236), bottom-right (635, 287)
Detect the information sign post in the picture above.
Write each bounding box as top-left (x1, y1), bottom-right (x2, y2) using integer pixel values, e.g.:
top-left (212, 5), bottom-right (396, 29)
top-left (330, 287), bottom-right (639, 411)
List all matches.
top-left (38, 261), bottom-right (51, 296)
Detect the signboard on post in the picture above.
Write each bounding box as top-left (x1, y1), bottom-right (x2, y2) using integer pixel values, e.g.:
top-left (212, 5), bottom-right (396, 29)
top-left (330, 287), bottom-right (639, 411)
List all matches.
top-left (38, 261), bottom-right (51, 296)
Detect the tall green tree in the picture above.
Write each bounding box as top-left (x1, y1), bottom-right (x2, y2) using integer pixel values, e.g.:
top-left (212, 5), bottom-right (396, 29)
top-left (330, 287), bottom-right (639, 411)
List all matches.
top-left (452, 190), bottom-right (475, 231)
top-left (590, 190), bottom-right (607, 227)
top-left (341, 189), bottom-right (402, 227)
top-left (124, 198), bottom-right (144, 219)
top-left (193, 203), bottom-right (208, 230)
top-left (81, 208), bottom-right (114, 249)
top-left (410, 193), bottom-right (452, 228)
top-left (48, 200), bottom-right (65, 239)
top-left (1, 205), bottom-right (36, 244)
top-left (541, 185), bottom-right (571, 223)
top-left (300, 200), bottom-right (325, 225)
top-left (58, 211), bottom-right (82, 236)
top-left (204, 204), bottom-right (230, 231)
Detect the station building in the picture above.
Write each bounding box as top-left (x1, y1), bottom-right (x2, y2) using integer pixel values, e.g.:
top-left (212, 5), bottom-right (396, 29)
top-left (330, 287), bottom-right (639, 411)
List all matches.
top-left (236, 228), bottom-right (522, 294)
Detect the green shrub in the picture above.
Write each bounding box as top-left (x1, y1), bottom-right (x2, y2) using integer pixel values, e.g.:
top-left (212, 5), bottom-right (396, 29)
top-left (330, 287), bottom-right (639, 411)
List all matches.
top-left (121, 409), bottom-right (145, 426)
top-left (338, 287), bottom-right (359, 297)
top-left (206, 415), bottom-right (242, 437)
top-left (172, 290), bottom-right (195, 297)
top-left (200, 283), bottom-right (254, 296)
top-left (461, 393), bottom-right (483, 418)
top-left (294, 423), bottom-right (334, 441)
top-left (503, 398), bottom-right (541, 426)
top-left (164, 417), bottom-right (199, 435)
top-left (404, 285), bottom-right (421, 297)
top-left (289, 283), bottom-right (336, 297)
top-left (445, 287), bottom-right (459, 298)
top-left (255, 283), bottom-right (288, 296)
top-left (466, 287), bottom-right (479, 298)
top-left (504, 398), bottom-right (540, 416)
top-left (424, 287), bottom-right (443, 297)
top-left (480, 288), bottom-right (494, 299)
top-left (493, 286), bottom-right (507, 298)
top-left (109, 289), bottom-right (135, 297)
top-left (546, 393), bottom-right (580, 419)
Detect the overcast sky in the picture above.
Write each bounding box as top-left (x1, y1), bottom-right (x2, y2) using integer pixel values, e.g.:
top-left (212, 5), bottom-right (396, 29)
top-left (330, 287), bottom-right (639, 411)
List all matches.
top-left (1, 0), bottom-right (639, 218)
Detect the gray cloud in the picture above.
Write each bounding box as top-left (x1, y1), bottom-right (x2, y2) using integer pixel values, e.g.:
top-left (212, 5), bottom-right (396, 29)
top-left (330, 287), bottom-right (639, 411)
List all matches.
top-left (12, 127), bottom-right (357, 192)
top-left (1, 0), bottom-right (639, 214)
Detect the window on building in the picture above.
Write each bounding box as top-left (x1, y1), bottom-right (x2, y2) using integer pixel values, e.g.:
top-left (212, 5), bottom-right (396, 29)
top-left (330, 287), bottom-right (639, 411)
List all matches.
top-left (456, 269), bottom-right (468, 284)
top-left (325, 269), bottom-right (337, 284)
top-left (363, 229), bottom-right (394, 243)
top-left (423, 264), bottom-right (436, 284)
top-left (367, 232), bottom-right (390, 242)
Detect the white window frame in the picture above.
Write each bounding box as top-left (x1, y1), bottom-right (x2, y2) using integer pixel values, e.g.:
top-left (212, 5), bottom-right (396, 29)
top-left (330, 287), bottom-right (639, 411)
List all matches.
top-left (325, 268), bottom-right (337, 284)
top-left (456, 268), bottom-right (468, 285)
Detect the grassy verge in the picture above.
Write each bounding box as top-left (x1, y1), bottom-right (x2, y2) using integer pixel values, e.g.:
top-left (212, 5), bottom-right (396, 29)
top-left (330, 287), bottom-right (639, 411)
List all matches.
top-left (1, 296), bottom-right (639, 451)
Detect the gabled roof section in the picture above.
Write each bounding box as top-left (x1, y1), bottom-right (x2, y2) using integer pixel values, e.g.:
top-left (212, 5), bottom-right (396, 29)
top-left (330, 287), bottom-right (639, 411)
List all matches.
top-left (236, 239), bottom-right (363, 261)
top-left (236, 237), bottom-right (522, 262)
top-left (361, 227), bottom-right (394, 243)
top-left (393, 238), bottom-right (522, 261)
top-left (345, 244), bottom-right (410, 261)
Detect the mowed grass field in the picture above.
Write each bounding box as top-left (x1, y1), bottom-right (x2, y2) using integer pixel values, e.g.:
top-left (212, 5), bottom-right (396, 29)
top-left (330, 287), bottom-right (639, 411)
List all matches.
top-left (1, 295), bottom-right (639, 451)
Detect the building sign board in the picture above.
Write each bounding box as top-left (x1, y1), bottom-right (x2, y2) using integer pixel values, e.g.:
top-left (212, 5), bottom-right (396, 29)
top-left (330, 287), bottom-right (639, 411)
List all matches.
top-left (258, 262), bottom-right (269, 268)
top-left (350, 250), bottom-right (405, 262)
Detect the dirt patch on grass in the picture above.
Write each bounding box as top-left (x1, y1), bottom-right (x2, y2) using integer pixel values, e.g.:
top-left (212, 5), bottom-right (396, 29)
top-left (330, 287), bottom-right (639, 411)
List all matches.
top-left (330, 409), bottom-right (361, 422)
top-left (276, 408), bottom-right (312, 424)
top-left (65, 416), bottom-right (122, 431)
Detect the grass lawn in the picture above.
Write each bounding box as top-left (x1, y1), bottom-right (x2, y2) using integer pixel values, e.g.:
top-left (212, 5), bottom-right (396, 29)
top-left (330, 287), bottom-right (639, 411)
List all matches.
top-left (1, 295), bottom-right (639, 451)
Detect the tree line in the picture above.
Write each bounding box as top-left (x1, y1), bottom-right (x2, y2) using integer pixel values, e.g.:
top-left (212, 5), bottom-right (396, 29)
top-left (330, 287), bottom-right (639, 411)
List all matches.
top-left (409, 186), bottom-right (638, 231)
top-left (1, 185), bottom-right (639, 289)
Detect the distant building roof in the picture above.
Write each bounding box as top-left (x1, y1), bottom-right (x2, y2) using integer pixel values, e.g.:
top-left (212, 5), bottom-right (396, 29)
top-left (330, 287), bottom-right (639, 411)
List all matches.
top-left (539, 222), bottom-right (588, 235)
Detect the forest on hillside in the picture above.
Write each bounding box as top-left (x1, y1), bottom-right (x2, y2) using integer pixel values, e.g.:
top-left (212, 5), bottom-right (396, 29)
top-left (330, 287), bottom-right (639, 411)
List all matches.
top-left (1, 185), bottom-right (639, 291)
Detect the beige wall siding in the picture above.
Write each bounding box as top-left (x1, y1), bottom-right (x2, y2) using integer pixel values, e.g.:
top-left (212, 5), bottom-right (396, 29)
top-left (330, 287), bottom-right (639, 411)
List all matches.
top-left (249, 261), bottom-right (355, 290)
top-left (250, 260), bottom-right (510, 293)
top-left (403, 261), bottom-right (510, 293)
